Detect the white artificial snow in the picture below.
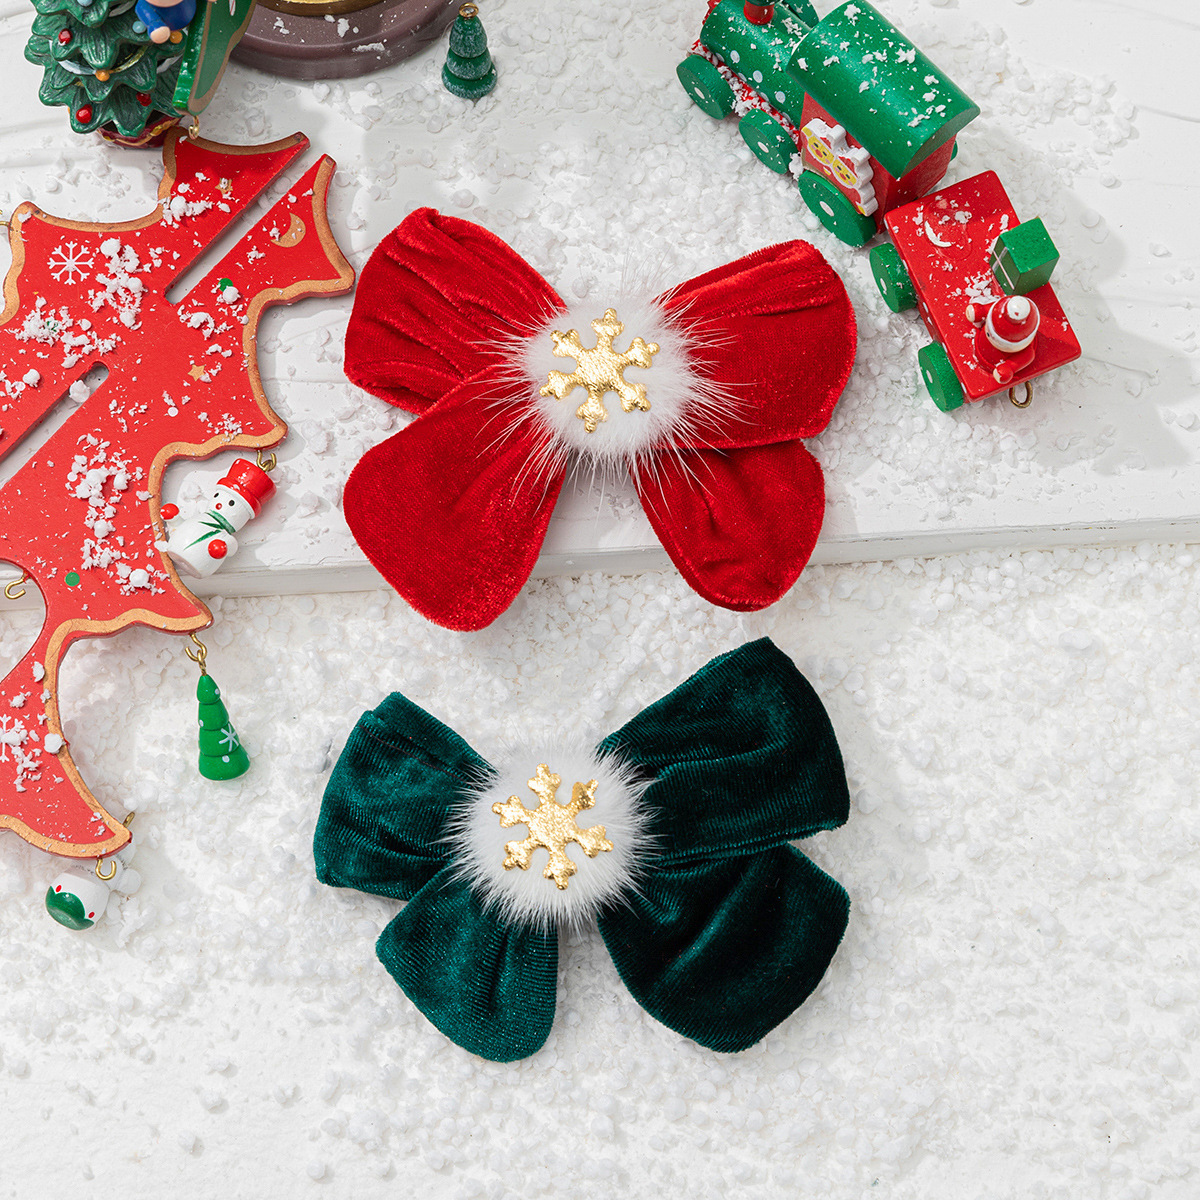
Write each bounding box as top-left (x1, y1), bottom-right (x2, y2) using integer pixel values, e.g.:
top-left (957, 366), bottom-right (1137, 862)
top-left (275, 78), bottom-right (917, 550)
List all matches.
top-left (1, 551), bottom-right (1199, 1197)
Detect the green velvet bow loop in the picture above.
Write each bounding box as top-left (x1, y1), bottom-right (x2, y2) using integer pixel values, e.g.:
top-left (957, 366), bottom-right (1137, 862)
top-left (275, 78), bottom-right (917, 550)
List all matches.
top-left (597, 847), bottom-right (850, 1054)
top-left (315, 638), bottom-right (852, 1061)
top-left (316, 693), bottom-right (491, 901)
top-left (378, 870), bottom-right (558, 1062)
top-left (599, 640), bottom-right (850, 865)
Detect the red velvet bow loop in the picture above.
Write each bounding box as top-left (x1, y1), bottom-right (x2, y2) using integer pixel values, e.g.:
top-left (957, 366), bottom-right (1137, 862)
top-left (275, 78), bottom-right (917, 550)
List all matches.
top-left (661, 239), bottom-right (856, 450)
top-left (345, 209), bottom-right (565, 414)
top-left (342, 209), bottom-right (857, 631)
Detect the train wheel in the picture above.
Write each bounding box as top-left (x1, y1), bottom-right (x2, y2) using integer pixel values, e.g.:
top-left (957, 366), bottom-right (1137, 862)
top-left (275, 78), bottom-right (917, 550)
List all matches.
top-left (738, 110), bottom-right (795, 175)
top-left (918, 343), bottom-right (965, 412)
top-left (797, 171), bottom-right (877, 247)
top-left (870, 243), bottom-right (917, 312)
top-left (676, 56), bottom-right (734, 120)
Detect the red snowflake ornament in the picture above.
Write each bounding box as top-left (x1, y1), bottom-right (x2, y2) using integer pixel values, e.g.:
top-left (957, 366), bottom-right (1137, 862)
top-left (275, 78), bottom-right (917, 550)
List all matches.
top-left (0, 129), bottom-right (354, 858)
top-left (342, 209), bottom-right (856, 631)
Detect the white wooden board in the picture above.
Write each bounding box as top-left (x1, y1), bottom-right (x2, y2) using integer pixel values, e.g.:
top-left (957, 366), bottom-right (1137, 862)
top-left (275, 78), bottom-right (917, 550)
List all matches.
top-left (0, 0), bottom-right (1194, 603)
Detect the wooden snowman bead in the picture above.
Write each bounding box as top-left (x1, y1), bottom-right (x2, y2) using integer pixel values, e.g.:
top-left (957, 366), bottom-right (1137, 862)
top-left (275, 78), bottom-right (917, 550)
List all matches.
top-left (157, 459), bottom-right (275, 578)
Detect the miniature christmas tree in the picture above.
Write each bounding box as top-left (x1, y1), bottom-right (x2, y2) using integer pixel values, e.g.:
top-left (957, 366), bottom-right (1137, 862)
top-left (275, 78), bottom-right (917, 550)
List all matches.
top-left (442, 3), bottom-right (496, 101)
top-left (24, 0), bottom-right (183, 142)
top-left (197, 673), bottom-right (250, 781)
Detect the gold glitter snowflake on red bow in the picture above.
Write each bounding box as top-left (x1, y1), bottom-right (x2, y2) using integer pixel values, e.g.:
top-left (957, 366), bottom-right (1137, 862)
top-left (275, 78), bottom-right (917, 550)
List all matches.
top-left (538, 308), bottom-right (659, 433)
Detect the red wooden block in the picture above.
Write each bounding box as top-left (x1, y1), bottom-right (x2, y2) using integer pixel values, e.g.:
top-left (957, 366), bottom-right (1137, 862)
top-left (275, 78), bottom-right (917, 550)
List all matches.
top-left (798, 95), bottom-right (958, 232)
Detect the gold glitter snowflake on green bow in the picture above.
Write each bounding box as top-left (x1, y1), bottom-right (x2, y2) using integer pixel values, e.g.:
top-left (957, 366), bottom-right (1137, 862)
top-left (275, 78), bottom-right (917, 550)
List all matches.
top-left (538, 308), bottom-right (659, 433)
top-left (492, 763), bottom-right (614, 889)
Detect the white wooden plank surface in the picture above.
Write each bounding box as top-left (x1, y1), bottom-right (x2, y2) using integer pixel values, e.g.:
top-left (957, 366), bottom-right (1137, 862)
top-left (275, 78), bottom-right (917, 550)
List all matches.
top-left (0, 0), bottom-right (1194, 605)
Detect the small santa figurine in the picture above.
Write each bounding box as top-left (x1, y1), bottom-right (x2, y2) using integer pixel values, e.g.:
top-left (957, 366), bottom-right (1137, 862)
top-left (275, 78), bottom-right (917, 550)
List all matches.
top-left (156, 458), bottom-right (275, 578)
top-left (965, 294), bottom-right (1041, 386)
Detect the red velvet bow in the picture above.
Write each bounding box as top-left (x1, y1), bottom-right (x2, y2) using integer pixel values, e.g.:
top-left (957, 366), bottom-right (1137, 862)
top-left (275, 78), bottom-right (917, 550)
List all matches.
top-left (342, 209), bottom-right (856, 631)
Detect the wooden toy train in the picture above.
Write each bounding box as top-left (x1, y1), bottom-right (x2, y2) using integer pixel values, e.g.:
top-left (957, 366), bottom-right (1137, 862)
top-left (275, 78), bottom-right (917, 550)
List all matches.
top-left (677, 0), bottom-right (1081, 411)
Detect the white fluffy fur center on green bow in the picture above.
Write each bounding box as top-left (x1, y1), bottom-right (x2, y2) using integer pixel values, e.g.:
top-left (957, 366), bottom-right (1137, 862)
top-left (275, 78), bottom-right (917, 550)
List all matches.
top-left (448, 742), bottom-right (651, 929)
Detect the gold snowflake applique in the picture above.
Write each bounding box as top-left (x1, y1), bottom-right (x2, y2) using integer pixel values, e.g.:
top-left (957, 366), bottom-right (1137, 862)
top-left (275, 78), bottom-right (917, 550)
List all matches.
top-left (492, 763), bottom-right (614, 889)
top-left (538, 308), bottom-right (659, 433)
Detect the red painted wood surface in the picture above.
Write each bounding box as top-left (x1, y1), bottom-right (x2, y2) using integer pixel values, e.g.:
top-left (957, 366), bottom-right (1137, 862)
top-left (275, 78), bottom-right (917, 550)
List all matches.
top-left (0, 129), bottom-right (354, 858)
top-left (885, 171), bottom-right (1081, 402)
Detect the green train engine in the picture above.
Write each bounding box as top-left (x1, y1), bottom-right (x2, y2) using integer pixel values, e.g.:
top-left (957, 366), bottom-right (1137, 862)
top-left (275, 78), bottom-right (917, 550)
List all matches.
top-left (677, 0), bottom-right (980, 246)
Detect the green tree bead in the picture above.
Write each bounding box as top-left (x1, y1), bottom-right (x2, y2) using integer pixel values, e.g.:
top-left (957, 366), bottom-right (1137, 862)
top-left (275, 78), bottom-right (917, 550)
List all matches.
top-left (448, 13), bottom-right (488, 58)
top-left (443, 9), bottom-right (495, 99)
top-left (196, 673), bottom-right (250, 781)
top-left (445, 48), bottom-right (493, 81)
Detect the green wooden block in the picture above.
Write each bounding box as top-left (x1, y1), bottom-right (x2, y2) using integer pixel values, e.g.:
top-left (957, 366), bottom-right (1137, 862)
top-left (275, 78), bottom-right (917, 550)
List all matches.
top-left (989, 218), bottom-right (1060, 295)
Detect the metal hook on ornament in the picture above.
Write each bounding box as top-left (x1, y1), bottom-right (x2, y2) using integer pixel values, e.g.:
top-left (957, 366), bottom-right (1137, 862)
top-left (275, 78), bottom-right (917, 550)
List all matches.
top-left (184, 632), bottom-right (209, 674)
top-left (4, 571), bottom-right (29, 601)
top-left (256, 448), bottom-right (277, 473)
top-left (98, 810), bottom-right (136, 876)
top-left (1009, 382), bottom-right (1034, 409)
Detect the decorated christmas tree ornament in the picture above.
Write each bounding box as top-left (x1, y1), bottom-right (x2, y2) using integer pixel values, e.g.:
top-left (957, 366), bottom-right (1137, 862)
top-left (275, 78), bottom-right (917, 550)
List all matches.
top-left (315, 639), bottom-right (852, 1062)
top-left (45, 816), bottom-right (140, 930)
top-left (24, 0), bottom-right (190, 141)
top-left (24, 0), bottom-right (253, 141)
top-left (0, 129), bottom-right (353, 865)
top-left (342, 209), bottom-right (856, 631)
top-left (186, 636), bottom-right (251, 780)
top-left (441, 4), bottom-right (496, 100)
top-left (157, 457), bottom-right (276, 578)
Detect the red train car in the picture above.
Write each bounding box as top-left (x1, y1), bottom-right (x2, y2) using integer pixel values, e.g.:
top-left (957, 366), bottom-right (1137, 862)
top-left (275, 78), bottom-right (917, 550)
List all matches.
top-left (870, 171), bottom-right (1081, 411)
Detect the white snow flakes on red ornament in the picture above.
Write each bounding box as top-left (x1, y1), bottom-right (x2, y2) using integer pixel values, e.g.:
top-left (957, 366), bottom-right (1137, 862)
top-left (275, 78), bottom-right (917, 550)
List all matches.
top-left (0, 715), bottom-right (38, 793)
top-left (92, 240), bottom-right (145, 331)
top-left (66, 438), bottom-right (162, 595)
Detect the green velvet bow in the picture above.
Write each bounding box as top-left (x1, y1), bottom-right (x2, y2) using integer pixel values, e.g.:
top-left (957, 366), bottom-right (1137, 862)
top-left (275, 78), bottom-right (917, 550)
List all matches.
top-left (314, 639), bottom-right (851, 1061)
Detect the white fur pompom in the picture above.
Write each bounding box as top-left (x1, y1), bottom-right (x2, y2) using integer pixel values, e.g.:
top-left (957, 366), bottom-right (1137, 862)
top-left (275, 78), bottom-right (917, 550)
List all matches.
top-left (514, 291), bottom-right (736, 471)
top-left (447, 742), bottom-right (652, 930)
